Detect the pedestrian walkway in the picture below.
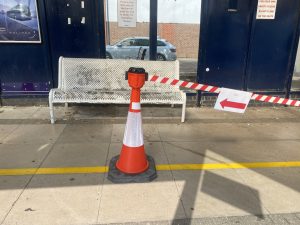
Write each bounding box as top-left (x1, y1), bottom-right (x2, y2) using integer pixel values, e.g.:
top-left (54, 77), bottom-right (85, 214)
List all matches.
top-left (0, 106), bottom-right (299, 225)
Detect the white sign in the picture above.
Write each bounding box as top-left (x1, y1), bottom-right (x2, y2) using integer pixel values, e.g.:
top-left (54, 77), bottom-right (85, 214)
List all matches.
top-left (256, 0), bottom-right (277, 20)
top-left (214, 88), bottom-right (253, 114)
top-left (118, 0), bottom-right (137, 27)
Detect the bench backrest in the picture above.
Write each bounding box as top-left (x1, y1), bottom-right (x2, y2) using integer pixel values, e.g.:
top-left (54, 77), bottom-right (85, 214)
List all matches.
top-left (59, 57), bottom-right (180, 92)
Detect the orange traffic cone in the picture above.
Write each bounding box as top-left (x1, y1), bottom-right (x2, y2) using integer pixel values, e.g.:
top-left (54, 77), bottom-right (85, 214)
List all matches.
top-left (108, 67), bottom-right (157, 183)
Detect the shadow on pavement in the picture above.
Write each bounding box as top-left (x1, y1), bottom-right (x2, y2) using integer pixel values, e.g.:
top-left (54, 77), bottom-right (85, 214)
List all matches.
top-left (201, 171), bottom-right (264, 219)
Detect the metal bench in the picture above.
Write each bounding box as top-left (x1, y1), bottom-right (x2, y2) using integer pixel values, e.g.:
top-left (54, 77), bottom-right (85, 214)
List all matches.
top-left (49, 57), bottom-right (186, 124)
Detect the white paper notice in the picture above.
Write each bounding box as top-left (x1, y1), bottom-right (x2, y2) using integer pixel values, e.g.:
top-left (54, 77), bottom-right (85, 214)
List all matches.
top-left (214, 88), bottom-right (252, 114)
top-left (256, 0), bottom-right (277, 20)
top-left (118, 0), bottom-right (137, 28)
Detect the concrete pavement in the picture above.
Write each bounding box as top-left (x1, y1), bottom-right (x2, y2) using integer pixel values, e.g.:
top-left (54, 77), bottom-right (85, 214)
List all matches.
top-left (0, 105), bottom-right (300, 224)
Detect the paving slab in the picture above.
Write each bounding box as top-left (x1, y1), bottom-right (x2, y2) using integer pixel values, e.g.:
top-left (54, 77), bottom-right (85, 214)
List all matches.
top-left (186, 108), bottom-right (248, 120)
top-left (186, 107), bottom-right (298, 121)
top-left (163, 140), bottom-right (300, 164)
top-left (171, 170), bottom-right (269, 219)
top-left (72, 105), bottom-right (116, 119)
top-left (0, 107), bottom-right (39, 120)
top-left (163, 138), bottom-right (300, 164)
top-left (2, 174), bottom-right (103, 225)
top-left (98, 141), bottom-right (186, 224)
top-left (41, 142), bottom-right (110, 168)
top-left (268, 213), bottom-right (300, 225)
top-left (56, 124), bottom-right (112, 144)
top-left (245, 107), bottom-right (298, 120)
top-left (163, 142), bottom-right (269, 218)
top-left (157, 123), bottom-right (264, 143)
top-left (116, 105), bottom-right (154, 118)
top-left (288, 107), bottom-right (300, 114)
top-left (114, 106), bottom-right (133, 117)
top-left (236, 168), bottom-right (300, 214)
top-left (0, 125), bottom-right (19, 142)
top-left (0, 106), bottom-right (299, 225)
top-left (248, 122), bottom-right (300, 141)
top-left (91, 213), bottom-right (300, 225)
top-left (0, 143), bottom-right (53, 169)
top-left (106, 141), bottom-right (169, 166)
top-left (1, 124), bottom-right (65, 145)
top-left (151, 106), bottom-right (182, 118)
top-left (224, 214), bottom-right (275, 225)
top-left (4, 106), bottom-right (300, 123)
top-left (111, 123), bottom-right (161, 143)
top-left (32, 107), bottom-right (73, 121)
top-left (163, 141), bottom-right (207, 164)
top-left (163, 141), bottom-right (234, 164)
top-left (98, 178), bottom-right (185, 224)
top-left (0, 176), bottom-right (32, 223)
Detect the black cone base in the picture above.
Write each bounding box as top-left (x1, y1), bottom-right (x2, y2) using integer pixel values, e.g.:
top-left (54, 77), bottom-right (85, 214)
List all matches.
top-left (107, 155), bottom-right (157, 183)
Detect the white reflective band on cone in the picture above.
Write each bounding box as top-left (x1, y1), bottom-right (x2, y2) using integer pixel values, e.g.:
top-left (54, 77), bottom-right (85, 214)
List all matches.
top-left (123, 111), bottom-right (144, 147)
top-left (131, 102), bottom-right (141, 110)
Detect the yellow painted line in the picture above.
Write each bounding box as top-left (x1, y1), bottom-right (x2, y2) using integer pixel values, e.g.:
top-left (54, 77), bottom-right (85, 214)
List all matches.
top-left (0, 161), bottom-right (300, 176)
top-left (0, 167), bottom-right (108, 176)
top-left (157, 161), bottom-right (300, 170)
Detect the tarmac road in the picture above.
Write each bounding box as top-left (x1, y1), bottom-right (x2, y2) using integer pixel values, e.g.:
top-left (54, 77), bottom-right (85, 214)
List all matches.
top-left (292, 72), bottom-right (300, 90)
top-left (179, 58), bottom-right (198, 82)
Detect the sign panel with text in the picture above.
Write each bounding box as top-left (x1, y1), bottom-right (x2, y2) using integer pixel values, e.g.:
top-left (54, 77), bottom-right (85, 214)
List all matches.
top-left (118, 0), bottom-right (137, 28)
top-left (256, 0), bottom-right (277, 20)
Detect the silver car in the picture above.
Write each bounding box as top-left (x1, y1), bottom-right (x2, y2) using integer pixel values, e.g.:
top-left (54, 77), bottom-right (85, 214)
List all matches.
top-left (106, 37), bottom-right (177, 61)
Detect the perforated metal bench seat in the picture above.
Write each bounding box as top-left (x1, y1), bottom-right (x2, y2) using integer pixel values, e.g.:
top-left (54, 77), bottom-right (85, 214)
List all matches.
top-left (49, 57), bottom-right (186, 123)
top-left (51, 89), bottom-right (185, 104)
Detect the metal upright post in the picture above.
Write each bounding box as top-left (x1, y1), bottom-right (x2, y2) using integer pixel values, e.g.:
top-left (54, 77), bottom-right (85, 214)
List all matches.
top-left (106, 0), bottom-right (111, 45)
top-left (149, 0), bottom-right (158, 61)
top-left (196, 0), bottom-right (207, 107)
top-left (98, 0), bottom-right (106, 58)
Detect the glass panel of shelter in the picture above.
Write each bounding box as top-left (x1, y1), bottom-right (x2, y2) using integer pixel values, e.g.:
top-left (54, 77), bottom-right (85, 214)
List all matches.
top-left (292, 38), bottom-right (300, 91)
top-left (105, 0), bottom-right (150, 60)
top-left (157, 0), bottom-right (200, 87)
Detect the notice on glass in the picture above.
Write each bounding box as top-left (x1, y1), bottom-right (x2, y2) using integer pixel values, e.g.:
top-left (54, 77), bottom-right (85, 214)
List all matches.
top-left (118, 0), bottom-right (137, 28)
top-left (256, 0), bottom-right (277, 20)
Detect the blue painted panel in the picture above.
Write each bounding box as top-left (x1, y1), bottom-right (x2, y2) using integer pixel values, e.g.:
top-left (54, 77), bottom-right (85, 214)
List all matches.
top-left (198, 0), bottom-right (254, 90)
top-left (246, 0), bottom-right (300, 91)
top-left (0, 0), bottom-right (53, 96)
top-left (1, 82), bottom-right (50, 96)
top-left (44, 0), bottom-right (104, 87)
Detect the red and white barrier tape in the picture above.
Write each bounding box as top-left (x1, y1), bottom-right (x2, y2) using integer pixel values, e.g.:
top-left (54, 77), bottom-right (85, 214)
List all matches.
top-left (149, 75), bottom-right (300, 107)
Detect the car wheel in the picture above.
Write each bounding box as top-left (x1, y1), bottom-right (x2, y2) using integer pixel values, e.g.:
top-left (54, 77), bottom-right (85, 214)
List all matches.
top-left (156, 54), bottom-right (166, 61)
top-left (106, 52), bottom-right (112, 59)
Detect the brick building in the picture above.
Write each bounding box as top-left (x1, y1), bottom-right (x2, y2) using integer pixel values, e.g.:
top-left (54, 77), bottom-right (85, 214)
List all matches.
top-left (106, 0), bottom-right (201, 58)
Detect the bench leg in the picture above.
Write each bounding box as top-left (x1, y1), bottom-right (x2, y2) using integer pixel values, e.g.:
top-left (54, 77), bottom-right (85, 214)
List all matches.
top-left (65, 102), bottom-right (68, 109)
top-left (171, 104), bottom-right (174, 108)
top-left (181, 93), bottom-right (187, 123)
top-left (49, 91), bottom-right (55, 124)
top-left (181, 102), bottom-right (186, 123)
